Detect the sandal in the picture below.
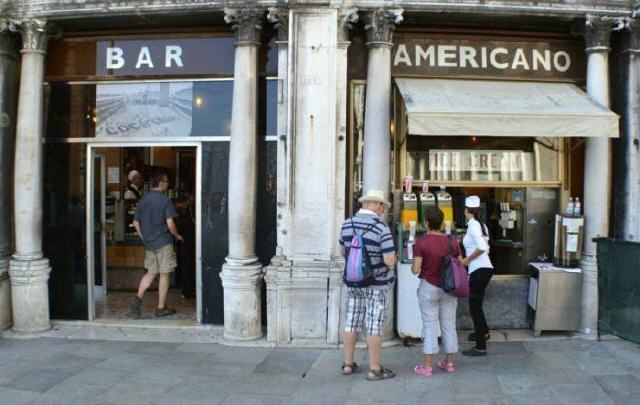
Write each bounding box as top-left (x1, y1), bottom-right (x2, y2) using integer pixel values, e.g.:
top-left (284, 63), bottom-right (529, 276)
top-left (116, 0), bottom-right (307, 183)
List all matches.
top-left (341, 362), bottom-right (359, 375)
top-left (367, 366), bottom-right (396, 381)
top-left (413, 364), bottom-right (433, 377)
top-left (437, 361), bottom-right (455, 373)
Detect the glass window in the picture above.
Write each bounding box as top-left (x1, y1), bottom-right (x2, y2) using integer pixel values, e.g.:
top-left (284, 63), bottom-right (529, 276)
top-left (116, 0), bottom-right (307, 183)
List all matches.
top-left (46, 80), bottom-right (235, 138)
top-left (405, 136), bottom-right (560, 183)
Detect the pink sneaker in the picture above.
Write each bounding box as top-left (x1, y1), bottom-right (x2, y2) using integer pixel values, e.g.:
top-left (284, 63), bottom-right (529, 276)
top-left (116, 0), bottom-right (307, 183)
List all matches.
top-left (437, 361), bottom-right (455, 373)
top-left (413, 364), bottom-right (433, 377)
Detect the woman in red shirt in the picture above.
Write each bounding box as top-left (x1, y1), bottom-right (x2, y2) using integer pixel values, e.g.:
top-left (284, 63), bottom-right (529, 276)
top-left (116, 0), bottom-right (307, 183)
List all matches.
top-left (411, 206), bottom-right (461, 377)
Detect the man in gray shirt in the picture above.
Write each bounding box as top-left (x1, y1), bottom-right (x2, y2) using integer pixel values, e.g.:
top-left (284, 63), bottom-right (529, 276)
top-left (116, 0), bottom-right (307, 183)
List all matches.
top-left (129, 172), bottom-right (183, 318)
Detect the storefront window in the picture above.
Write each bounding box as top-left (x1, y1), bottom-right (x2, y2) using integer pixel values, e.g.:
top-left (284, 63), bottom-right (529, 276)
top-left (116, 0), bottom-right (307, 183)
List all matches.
top-left (45, 79), bottom-right (277, 138)
top-left (404, 136), bottom-right (561, 183)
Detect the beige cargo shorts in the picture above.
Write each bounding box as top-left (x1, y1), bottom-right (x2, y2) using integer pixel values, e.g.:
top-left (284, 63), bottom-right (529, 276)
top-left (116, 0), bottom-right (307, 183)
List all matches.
top-left (144, 243), bottom-right (177, 274)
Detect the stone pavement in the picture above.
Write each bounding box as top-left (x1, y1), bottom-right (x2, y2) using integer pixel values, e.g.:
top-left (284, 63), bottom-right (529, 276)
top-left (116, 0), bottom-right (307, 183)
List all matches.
top-left (1, 336), bottom-right (640, 404)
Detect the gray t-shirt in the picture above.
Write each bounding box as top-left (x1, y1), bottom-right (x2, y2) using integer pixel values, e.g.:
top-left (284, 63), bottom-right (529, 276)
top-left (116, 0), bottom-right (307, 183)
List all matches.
top-left (134, 190), bottom-right (177, 251)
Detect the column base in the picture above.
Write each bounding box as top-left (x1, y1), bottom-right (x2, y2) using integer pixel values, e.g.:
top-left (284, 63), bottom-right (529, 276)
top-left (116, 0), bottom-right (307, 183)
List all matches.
top-left (0, 256), bottom-right (12, 330)
top-left (265, 259), bottom-right (395, 346)
top-left (220, 259), bottom-right (263, 341)
top-left (579, 253), bottom-right (598, 335)
top-left (9, 257), bottom-right (51, 334)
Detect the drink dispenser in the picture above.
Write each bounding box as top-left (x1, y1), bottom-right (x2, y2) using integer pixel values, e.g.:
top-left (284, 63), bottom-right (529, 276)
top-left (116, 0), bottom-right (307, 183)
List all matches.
top-left (401, 193), bottom-right (418, 230)
top-left (419, 192), bottom-right (436, 228)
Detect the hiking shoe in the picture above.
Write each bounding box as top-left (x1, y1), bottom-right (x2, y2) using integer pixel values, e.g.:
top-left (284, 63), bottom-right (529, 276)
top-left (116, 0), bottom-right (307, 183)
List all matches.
top-left (129, 296), bottom-right (142, 319)
top-left (155, 307), bottom-right (177, 317)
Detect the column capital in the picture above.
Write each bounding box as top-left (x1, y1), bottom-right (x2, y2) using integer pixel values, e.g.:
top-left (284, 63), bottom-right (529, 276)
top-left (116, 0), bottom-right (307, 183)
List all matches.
top-left (338, 8), bottom-right (359, 43)
top-left (582, 15), bottom-right (624, 53)
top-left (9, 18), bottom-right (55, 53)
top-left (363, 8), bottom-right (403, 47)
top-left (620, 18), bottom-right (640, 54)
top-left (224, 8), bottom-right (263, 47)
top-left (267, 7), bottom-right (288, 43)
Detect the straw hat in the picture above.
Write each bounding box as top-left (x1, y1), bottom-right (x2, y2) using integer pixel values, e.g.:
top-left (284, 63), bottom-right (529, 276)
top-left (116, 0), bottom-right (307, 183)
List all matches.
top-left (358, 190), bottom-right (391, 207)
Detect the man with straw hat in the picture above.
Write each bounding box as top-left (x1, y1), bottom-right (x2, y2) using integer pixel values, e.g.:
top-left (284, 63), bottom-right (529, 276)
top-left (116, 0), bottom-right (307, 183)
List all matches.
top-left (338, 190), bottom-right (397, 381)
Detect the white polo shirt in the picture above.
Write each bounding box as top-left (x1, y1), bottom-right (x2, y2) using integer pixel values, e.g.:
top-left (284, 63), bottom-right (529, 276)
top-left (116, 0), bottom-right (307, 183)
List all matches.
top-left (463, 218), bottom-right (493, 274)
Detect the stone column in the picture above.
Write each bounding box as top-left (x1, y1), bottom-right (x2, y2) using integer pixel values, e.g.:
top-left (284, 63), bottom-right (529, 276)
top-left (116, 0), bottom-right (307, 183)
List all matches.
top-left (0, 22), bottom-right (19, 331)
top-left (9, 19), bottom-right (52, 334)
top-left (579, 16), bottom-right (622, 335)
top-left (362, 8), bottom-right (403, 199)
top-left (613, 19), bottom-right (640, 240)
top-left (220, 8), bottom-right (264, 341)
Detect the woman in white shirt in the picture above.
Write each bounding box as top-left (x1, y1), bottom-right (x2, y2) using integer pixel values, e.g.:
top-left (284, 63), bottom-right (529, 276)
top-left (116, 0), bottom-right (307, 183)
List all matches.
top-left (460, 196), bottom-right (493, 356)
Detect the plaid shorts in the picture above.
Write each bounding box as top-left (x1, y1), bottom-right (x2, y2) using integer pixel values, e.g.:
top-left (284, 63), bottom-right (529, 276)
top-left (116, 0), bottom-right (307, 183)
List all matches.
top-left (344, 287), bottom-right (389, 336)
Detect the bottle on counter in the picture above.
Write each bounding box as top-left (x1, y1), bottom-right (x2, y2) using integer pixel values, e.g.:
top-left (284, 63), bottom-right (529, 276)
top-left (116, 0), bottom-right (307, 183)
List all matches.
top-left (567, 197), bottom-right (575, 216)
top-left (574, 198), bottom-right (581, 216)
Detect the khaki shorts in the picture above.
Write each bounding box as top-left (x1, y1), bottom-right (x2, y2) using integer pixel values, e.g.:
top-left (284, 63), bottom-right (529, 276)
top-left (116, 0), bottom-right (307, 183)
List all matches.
top-left (144, 244), bottom-right (177, 274)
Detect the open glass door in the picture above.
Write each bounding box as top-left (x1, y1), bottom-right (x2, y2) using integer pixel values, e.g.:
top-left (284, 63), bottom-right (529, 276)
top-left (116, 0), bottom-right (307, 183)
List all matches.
top-left (86, 150), bottom-right (108, 320)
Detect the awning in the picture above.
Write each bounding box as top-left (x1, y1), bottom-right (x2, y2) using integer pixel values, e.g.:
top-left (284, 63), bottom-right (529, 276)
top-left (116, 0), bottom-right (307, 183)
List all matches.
top-left (395, 78), bottom-right (619, 138)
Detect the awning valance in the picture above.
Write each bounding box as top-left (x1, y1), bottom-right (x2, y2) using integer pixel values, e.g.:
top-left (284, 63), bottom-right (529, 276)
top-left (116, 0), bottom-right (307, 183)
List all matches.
top-left (395, 78), bottom-right (619, 138)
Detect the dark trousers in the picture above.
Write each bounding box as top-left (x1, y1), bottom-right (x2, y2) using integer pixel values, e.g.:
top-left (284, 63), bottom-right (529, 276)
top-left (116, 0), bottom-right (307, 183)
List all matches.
top-left (469, 267), bottom-right (493, 350)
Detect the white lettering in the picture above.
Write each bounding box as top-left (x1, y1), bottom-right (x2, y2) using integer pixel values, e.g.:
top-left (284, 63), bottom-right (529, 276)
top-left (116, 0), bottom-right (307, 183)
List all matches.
top-left (532, 49), bottom-right (551, 71)
top-left (511, 48), bottom-right (530, 70)
top-left (481, 47), bottom-right (488, 68)
top-left (106, 47), bottom-right (125, 69)
top-left (553, 51), bottom-right (571, 72)
top-left (438, 45), bottom-right (457, 67)
top-left (415, 45), bottom-right (435, 67)
top-left (459, 46), bottom-right (479, 68)
top-left (394, 44), bottom-right (412, 66)
top-left (165, 45), bottom-right (183, 68)
top-left (135, 46), bottom-right (154, 69)
top-left (489, 47), bottom-right (509, 69)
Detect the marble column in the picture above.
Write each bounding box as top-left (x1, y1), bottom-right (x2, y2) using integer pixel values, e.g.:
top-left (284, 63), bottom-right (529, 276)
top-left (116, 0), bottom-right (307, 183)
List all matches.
top-left (220, 8), bottom-right (263, 341)
top-left (362, 8), bottom-right (403, 200)
top-left (613, 19), bottom-right (640, 240)
top-left (9, 19), bottom-right (52, 334)
top-left (579, 16), bottom-right (622, 335)
top-left (0, 23), bottom-right (19, 331)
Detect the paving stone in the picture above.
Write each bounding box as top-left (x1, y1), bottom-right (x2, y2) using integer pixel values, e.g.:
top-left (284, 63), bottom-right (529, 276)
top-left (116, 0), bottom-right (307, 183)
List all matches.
top-left (290, 382), bottom-right (351, 405)
top-left (35, 381), bottom-right (112, 404)
top-left (221, 393), bottom-right (287, 405)
top-left (486, 342), bottom-right (526, 355)
top-left (126, 341), bottom-right (182, 355)
top-left (608, 392), bottom-right (640, 405)
top-left (497, 374), bottom-right (552, 397)
top-left (160, 376), bottom-right (229, 405)
top-left (550, 383), bottom-right (615, 404)
top-left (55, 366), bottom-right (132, 387)
top-left (176, 342), bottom-right (226, 354)
top-left (222, 374), bottom-right (301, 396)
top-left (211, 347), bottom-right (271, 365)
top-left (4, 369), bottom-right (74, 393)
top-left (42, 353), bottom-right (106, 374)
top-left (0, 387), bottom-right (41, 404)
top-left (94, 352), bottom-right (160, 371)
top-left (595, 374), bottom-right (640, 395)
top-left (95, 379), bottom-right (178, 404)
top-left (452, 394), bottom-right (508, 405)
top-left (348, 377), bottom-right (407, 403)
top-left (254, 348), bottom-right (321, 377)
top-left (541, 367), bottom-right (596, 385)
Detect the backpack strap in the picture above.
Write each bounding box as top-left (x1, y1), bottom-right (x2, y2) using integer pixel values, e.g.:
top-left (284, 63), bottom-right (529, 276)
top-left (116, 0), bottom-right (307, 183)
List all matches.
top-left (447, 234), bottom-right (454, 256)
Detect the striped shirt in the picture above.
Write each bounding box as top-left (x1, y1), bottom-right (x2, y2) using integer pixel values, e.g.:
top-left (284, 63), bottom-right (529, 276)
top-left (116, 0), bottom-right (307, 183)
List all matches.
top-left (339, 210), bottom-right (396, 289)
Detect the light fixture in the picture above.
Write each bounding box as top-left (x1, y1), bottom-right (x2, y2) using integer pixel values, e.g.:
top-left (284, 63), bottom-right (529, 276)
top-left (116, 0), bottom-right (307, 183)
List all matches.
top-left (195, 96), bottom-right (203, 108)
